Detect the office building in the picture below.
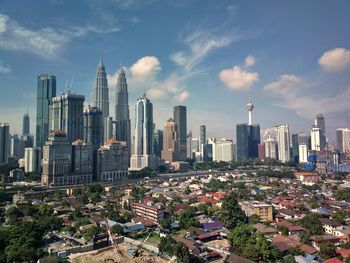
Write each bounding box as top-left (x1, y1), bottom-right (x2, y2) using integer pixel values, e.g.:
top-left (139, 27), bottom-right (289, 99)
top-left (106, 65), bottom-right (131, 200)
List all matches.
top-left (315, 113), bottom-right (326, 149)
top-left (130, 94), bottom-right (158, 170)
top-left (115, 66), bottom-right (131, 154)
top-left (96, 138), bottom-right (128, 182)
top-left (310, 126), bottom-right (321, 151)
top-left (0, 123), bottom-right (9, 165)
top-left (36, 74), bottom-right (56, 148)
top-left (299, 144), bottom-right (308, 163)
top-left (83, 106), bottom-right (103, 150)
top-left (173, 106), bottom-right (187, 160)
top-left (275, 124), bottom-right (290, 163)
top-left (236, 123), bottom-right (249, 160)
top-left (161, 118), bottom-right (179, 162)
top-left (24, 147), bottom-right (41, 173)
top-left (93, 57), bottom-right (109, 118)
top-left (258, 143), bottom-right (265, 161)
top-left (291, 134), bottom-right (299, 162)
top-left (153, 129), bottom-right (163, 158)
top-left (22, 112), bottom-right (30, 136)
top-left (49, 92), bottom-right (85, 142)
top-left (71, 139), bottom-right (93, 183)
top-left (41, 130), bottom-right (93, 186)
top-left (104, 116), bottom-right (113, 143)
top-left (41, 130), bottom-right (72, 186)
top-left (213, 138), bottom-right (234, 162)
top-left (263, 128), bottom-right (277, 160)
top-left (336, 128), bottom-right (350, 154)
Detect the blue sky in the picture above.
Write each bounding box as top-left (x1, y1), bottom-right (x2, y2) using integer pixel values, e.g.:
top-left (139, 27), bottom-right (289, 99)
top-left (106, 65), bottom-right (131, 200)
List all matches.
top-left (0, 0), bottom-right (350, 144)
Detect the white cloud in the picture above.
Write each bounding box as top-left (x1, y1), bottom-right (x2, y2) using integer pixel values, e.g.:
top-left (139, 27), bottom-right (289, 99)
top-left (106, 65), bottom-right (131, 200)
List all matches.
top-left (171, 30), bottom-right (236, 71)
top-left (244, 54), bottom-right (255, 68)
top-left (130, 56), bottom-right (161, 82)
top-left (0, 60), bottom-right (11, 73)
top-left (0, 14), bottom-right (120, 58)
top-left (263, 74), bottom-right (350, 118)
top-left (264, 74), bottom-right (302, 95)
top-left (219, 66), bottom-right (259, 91)
top-left (318, 48), bottom-right (350, 72)
top-left (175, 90), bottom-right (190, 102)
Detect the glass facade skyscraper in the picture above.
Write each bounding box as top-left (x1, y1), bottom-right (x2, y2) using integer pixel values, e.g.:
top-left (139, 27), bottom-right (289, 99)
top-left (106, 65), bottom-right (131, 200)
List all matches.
top-left (93, 58), bottom-right (109, 118)
top-left (22, 112), bottom-right (30, 136)
top-left (115, 67), bottom-right (131, 154)
top-left (173, 105), bottom-right (187, 160)
top-left (36, 74), bottom-right (56, 148)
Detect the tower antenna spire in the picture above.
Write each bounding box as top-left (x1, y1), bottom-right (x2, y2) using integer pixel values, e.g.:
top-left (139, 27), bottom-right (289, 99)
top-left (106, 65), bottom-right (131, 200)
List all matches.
top-left (247, 88), bottom-right (254, 125)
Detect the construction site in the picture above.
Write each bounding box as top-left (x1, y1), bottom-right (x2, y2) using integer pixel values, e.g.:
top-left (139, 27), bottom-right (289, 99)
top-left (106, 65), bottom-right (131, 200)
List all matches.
top-left (69, 242), bottom-right (168, 263)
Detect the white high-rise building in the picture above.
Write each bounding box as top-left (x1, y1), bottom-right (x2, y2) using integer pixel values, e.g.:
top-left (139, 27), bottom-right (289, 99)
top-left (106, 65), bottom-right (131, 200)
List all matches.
top-left (310, 126), bottom-right (321, 151)
top-left (24, 147), bottom-right (41, 173)
top-left (336, 128), bottom-right (350, 154)
top-left (213, 138), bottom-right (234, 162)
top-left (299, 144), bottom-right (308, 163)
top-left (263, 128), bottom-right (277, 159)
top-left (130, 94), bottom-right (158, 170)
top-left (275, 124), bottom-right (290, 163)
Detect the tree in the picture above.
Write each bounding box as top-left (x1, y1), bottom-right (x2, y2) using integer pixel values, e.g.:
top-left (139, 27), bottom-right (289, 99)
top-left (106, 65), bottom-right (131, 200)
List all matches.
top-left (319, 241), bottom-right (337, 260)
top-left (160, 218), bottom-right (172, 229)
top-left (175, 242), bottom-right (190, 263)
top-left (278, 225), bottom-right (289, 236)
top-left (159, 236), bottom-right (177, 257)
top-left (334, 189), bottom-right (350, 201)
top-left (228, 224), bottom-right (256, 249)
top-left (178, 207), bottom-right (200, 229)
top-left (248, 214), bottom-right (260, 224)
top-left (299, 213), bottom-right (323, 235)
top-left (220, 192), bottom-right (246, 229)
top-left (283, 255), bottom-right (296, 263)
top-left (112, 224), bottom-right (124, 236)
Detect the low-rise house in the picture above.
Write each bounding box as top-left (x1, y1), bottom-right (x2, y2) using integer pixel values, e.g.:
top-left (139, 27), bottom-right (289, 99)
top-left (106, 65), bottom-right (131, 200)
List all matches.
top-left (253, 223), bottom-right (278, 236)
top-left (132, 202), bottom-right (164, 224)
top-left (320, 218), bottom-right (343, 234)
top-left (309, 235), bottom-right (342, 250)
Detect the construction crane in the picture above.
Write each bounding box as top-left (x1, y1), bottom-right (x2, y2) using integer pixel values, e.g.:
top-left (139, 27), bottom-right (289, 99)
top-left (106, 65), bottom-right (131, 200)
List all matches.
top-left (104, 218), bottom-right (121, 261)
top-left (128, 231), bottom-right (153, 257)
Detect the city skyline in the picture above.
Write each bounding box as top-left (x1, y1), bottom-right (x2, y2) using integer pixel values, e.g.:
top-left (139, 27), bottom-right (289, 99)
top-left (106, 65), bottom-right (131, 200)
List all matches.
top-left (0, 1), bottom-right (350, 143)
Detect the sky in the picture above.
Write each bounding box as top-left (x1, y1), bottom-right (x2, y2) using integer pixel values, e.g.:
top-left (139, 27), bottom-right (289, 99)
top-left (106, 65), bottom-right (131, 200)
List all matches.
top-left (0, 0), bottom-right (350, 144)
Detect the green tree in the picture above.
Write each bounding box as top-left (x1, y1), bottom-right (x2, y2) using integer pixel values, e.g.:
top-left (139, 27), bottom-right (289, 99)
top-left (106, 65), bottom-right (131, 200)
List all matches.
top-left (112, 224), bottom-right (124, 236)
top-left (175, 242), bottom-right (190, 263)
top-left (228, 224), bottom-right (256, 249)
top-left (299, 213), bottom-right (323, 235)
top-left (283, 255), bottom-right (296, 263)
top-left (220, 192), bottom-right (246, 229)
top-left (319, 241), bottom-right (337, 260)
top-left (160, 217), bottom-right (172, 229)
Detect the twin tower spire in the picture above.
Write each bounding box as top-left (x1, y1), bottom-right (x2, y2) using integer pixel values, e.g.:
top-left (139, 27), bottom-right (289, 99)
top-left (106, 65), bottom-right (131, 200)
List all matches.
top-left (92, 57), bottom-right (131, 149)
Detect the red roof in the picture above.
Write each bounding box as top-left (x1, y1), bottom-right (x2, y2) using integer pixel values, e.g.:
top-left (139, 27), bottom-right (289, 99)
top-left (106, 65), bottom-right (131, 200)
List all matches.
top-left (338, 249), bottom-right (350, 259)
top-left (323, 258), bottom-right (343, 263)
top-left (196, 231), bottom-right (220, 240)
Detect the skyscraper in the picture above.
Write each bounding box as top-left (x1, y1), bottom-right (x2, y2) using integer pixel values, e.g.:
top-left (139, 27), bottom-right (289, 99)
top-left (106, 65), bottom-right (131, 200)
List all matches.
top-left (315, 113), bottom-right (326, 149)
top-left (36, 74), bottom-right (56, 148)
top-left (130, 94), bottom-right (158, 170)
top-left (291, 134), bottom-right (299, 162)
top-left (22, 112), bottom-right (30, 136)
top-left (275, 124), bottom-right (290, 163)
top-left (49, 92), bottom-right (85, 142)
top-left (173, 106), bottom-right (187, 160)
top-left (236, 123), bottom-right (249, 160)
top-left (93, 58), bottom-right (109, 118)
top-left (336, 128), bottom-right (350, 154)
top-left (83, 106), bottom-right (104, 150)
top-left (236, 93), bottom-right (260, 160)
top-left (199, 125), bottom-right (206, 161)
top-left (0, 123), bottom-right (9, 165)
top-left (115, 66), bottom-right (131, 155)
top-left (161, 118), bottom-right (179, 162)
top-left (310, 125), bottom-right (321, 151)
top-left (263, 128), bottom-right (278, 159)
top-left (154, 129), bottom-right (163, 158)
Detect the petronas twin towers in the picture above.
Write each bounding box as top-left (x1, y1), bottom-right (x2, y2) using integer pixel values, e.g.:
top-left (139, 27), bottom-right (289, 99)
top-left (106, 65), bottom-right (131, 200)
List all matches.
top-left (92, 58), bottom-right (131, 153)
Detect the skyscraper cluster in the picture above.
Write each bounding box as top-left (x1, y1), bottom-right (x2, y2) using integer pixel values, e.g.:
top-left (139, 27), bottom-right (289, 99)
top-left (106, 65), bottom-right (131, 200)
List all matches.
top-left (2, 56), bottom-right (350, 184)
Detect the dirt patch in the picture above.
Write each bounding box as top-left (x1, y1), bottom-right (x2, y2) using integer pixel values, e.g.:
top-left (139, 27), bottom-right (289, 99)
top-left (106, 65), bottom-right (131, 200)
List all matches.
top-left (69, 242), bottom-right (167, 263)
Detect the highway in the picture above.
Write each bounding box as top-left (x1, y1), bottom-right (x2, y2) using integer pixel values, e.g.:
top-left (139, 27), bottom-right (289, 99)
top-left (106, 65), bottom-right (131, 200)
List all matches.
top-left (3, 170), bottom-right (218, 194)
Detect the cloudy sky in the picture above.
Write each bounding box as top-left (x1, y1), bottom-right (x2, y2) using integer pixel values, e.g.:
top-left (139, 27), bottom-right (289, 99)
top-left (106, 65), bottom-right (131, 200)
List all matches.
top-left (0, 0), bottom-right (350, 144)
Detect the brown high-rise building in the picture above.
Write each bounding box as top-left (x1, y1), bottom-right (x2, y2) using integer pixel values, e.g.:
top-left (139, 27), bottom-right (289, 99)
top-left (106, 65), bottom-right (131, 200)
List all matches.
top-left (161, 118), bottom-right (179, 162)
